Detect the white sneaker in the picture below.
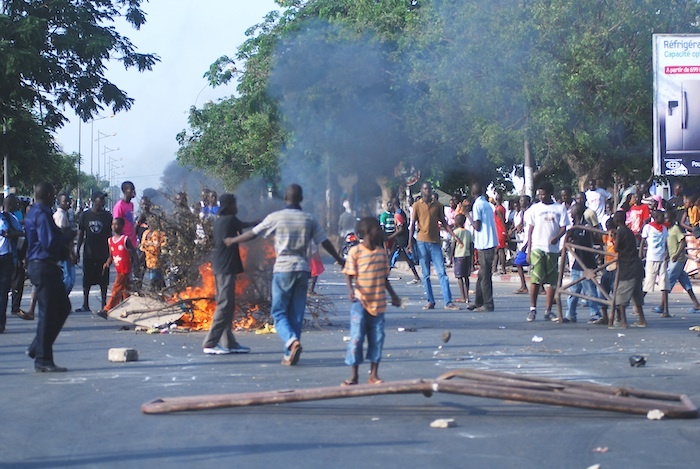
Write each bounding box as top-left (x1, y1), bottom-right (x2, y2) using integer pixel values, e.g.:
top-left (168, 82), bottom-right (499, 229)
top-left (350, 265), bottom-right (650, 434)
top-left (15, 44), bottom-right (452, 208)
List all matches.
top-left (203, 345), bottom-right (232, 355)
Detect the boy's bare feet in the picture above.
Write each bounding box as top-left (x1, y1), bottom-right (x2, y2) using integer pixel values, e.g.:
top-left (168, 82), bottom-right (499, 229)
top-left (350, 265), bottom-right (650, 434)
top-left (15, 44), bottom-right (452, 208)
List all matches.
top-left (368, 376), bottom-right (383, 385)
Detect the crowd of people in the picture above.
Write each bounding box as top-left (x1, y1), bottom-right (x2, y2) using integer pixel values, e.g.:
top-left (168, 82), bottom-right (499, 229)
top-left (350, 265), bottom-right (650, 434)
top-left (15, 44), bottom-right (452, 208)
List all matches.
top-left (369, 177), bottom-right (700, 329)
top-left (4, 175), bottom-right (699, 377)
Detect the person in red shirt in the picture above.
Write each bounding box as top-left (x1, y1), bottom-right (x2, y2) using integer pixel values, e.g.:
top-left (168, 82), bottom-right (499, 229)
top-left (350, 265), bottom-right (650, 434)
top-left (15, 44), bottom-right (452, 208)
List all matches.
top-left (97, 217), bottom-right (136, 319)
top-left (626, 192), bottom-right (650, 239)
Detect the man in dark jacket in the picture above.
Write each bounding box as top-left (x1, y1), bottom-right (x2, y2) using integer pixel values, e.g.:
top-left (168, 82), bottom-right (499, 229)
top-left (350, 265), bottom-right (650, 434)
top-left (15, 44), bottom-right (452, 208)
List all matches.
top-left (25, 182), bottom-right (74, 372)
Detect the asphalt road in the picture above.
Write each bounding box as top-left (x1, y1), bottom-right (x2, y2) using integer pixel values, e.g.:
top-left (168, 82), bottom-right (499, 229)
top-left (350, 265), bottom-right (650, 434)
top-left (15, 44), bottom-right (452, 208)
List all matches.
top-left (1, 261), bottom-right (700, 468)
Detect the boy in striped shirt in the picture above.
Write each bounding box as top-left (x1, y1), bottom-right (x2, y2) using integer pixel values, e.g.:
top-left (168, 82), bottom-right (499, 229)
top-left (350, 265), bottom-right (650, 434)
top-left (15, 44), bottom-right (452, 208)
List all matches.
top-left (342, 217), bottom-right (401, 386)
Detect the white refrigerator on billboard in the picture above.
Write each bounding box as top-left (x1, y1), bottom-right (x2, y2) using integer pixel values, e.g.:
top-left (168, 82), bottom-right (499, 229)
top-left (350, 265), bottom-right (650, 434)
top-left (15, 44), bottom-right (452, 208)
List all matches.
top-left (665, 80), bottom-right (700, 156)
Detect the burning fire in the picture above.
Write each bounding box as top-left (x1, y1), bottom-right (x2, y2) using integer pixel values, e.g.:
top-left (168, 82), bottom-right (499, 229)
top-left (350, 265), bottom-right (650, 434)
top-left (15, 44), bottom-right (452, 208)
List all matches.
top-left (175, 241), bottom-right (275, 331)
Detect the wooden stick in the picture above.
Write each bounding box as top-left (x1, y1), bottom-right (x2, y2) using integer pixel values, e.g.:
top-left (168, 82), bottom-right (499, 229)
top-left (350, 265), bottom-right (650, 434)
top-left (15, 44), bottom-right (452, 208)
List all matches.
top-left (141, 369), bottom-right (698, 418)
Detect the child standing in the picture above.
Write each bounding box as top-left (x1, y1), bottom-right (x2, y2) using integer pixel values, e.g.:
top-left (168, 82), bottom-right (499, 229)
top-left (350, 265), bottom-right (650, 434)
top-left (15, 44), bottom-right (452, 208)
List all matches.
top-left (307, 240), bottom-right (324, 296)
top-left (97, 217), bottom-right (136, 319)
top-left (342, 217), bottom-right (401, 386)
top-left (596, 218), bottom-right (618, 325)
top-left (640, 210), bottom-right (670, 318)
top-left (654, 210), bottom-right (700, 315)
top-left (139, 215), bottom-right (167, 292)
top-left (452, 214), bottom-right (472, 303)
top-left (612, 211), bottom-right (646, 328)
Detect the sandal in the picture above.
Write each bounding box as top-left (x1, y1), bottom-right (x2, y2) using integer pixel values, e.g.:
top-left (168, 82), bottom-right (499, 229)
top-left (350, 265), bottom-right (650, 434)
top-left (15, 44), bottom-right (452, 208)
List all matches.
top-left (513, 288), bottom-right (528, 294)
top-left (17, 309), bottom-right (35, 321)
top-left (422, 303), bottom-right (435, 310)
top-left (341, 379), bottom-right (358, 386)
top-left (368, 378), bottom-right (384, 385)
top-left (288, 340), bottom-right (302, 365)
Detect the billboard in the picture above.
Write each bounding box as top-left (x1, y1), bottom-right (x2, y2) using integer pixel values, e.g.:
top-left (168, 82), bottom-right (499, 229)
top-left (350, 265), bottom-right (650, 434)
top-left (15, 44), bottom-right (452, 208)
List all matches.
top-left (653, 34), bottom-right (700, 176)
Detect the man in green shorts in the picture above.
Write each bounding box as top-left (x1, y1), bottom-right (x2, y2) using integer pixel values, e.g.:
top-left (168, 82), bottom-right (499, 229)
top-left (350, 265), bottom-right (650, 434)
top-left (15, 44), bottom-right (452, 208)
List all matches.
top-left (525, 181), bottom-right (569, 322)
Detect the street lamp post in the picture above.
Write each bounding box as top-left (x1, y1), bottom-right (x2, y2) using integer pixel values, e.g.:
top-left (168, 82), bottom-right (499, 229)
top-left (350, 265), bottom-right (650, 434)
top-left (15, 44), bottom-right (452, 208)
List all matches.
top-left (96, 130), bottom-right (116, 180)
top-left (89, 114), bottom-right (114, 176)
top-left (107, 158), bottom-right (123, 211)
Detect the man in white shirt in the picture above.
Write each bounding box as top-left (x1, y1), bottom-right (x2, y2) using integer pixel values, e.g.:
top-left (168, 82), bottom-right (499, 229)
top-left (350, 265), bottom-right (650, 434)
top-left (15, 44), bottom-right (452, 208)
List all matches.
top-left (526, 181), bottom-right (570, 322)
top-left (585, 179), bottom-right (612, 222)
top-left (467, 182), bottom-right (498, 312)
top-left (53, 193), bottom-right (77, 295)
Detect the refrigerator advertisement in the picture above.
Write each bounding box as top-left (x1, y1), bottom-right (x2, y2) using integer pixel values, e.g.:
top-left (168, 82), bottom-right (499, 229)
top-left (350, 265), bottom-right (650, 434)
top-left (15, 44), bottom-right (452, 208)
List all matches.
top-left (654, 34), bottom-right (700, 176)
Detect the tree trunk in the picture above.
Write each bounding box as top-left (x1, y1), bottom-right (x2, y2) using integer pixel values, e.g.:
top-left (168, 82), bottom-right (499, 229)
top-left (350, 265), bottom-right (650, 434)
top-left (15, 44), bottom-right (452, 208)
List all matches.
top-left (562, 152), bottom-right (608, 191)
top-left (523, 138), bottom-right (533, 197)
top-left (375, 176), bottom-right (392, 206)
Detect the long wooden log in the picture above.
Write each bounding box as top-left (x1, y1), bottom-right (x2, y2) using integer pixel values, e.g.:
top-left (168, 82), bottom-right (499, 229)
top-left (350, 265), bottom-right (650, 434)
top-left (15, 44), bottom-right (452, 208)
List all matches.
top-left (141, 369), bottom-right (698, 418)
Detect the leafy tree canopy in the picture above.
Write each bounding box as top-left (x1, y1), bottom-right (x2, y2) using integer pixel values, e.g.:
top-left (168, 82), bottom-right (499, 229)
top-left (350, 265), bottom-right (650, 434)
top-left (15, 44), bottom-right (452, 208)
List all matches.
top-left (177, 0), bottom-right (700, 200)
top-left (0, 0), bottom-right (159, 191)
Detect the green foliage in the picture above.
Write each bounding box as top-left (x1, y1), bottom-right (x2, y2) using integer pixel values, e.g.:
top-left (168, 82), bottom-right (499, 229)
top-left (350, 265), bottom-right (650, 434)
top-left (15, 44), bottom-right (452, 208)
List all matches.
top-left (177, 0), bottom-right (700, 198)
top-left (0, 0), bottom-right (158, 191)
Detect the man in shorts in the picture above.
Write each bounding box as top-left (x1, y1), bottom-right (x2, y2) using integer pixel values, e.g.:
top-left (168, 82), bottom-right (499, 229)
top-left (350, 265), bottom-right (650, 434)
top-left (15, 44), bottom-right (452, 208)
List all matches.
top-left (525, 181), bottom-right (569, 322)
top-left (611, 211), bottom-right (646, 328)
top-left (76, 192), bottom-right (112, 312)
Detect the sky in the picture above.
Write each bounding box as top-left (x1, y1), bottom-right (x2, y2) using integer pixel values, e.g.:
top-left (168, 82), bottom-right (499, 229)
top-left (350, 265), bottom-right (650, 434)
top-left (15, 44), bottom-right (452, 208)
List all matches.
top-left (54, 0), bottom-right (281, 194)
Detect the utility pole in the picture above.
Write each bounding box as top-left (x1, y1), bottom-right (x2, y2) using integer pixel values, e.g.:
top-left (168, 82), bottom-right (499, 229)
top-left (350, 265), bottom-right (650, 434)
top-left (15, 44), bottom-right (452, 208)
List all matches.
top-left (2, 118), bottom-right (8, 197)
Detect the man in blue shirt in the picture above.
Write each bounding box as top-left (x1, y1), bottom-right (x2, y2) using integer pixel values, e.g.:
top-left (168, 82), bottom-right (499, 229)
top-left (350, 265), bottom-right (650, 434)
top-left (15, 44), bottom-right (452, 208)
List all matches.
top-left (0, 195), bottom-right (24, 333)
top-left (468, 181), bottom-right (498, 312)
top-left (25, 182), bottom-right (74, 372)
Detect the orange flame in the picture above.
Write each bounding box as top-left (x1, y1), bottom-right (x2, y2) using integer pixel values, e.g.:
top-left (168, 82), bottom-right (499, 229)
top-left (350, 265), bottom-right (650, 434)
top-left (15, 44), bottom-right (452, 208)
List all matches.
top-left (175, 243), bottom-right (274, 331)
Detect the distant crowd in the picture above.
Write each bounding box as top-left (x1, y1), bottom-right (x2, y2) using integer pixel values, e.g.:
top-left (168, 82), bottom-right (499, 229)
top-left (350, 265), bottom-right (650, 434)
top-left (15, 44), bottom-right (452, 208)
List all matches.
top-left (362, 177), bottom-right (699, 328)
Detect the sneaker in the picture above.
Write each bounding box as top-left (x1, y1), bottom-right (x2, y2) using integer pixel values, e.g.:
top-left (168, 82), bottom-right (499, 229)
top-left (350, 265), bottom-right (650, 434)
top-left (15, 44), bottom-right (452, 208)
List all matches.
top-left (652, 306), bottom-right (663, 314)
top-left (203, 345), bottom-right (232, 355)
top-left (688, 307), bottom-right (700, 314)
top-left (407, 278), bottom-right (421, 285)
top-left (227, 343), bottom-right (251, 354)
top-left (473, 306), bottom-right (494, 312)
top-left (587, 315), bottom-right (602, 324)
top-left (527, 309), bottom-right (536, 322)
top-left (543, 311), bottom-right (557, 321)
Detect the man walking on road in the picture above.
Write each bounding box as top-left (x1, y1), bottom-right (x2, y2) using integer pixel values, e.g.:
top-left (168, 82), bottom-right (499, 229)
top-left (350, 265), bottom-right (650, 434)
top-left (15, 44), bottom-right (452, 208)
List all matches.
top-left (526, 181), bottom-right (569, 322)
top-left (408, 182), bottom-right (461, 311)
top-left (225, 184), bottom-right (345, 366)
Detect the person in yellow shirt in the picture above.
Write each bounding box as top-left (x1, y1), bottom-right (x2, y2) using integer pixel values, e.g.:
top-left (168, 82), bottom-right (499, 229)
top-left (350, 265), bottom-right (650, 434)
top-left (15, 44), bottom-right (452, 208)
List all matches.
top-left (139, 215), bottom-right (167, 291)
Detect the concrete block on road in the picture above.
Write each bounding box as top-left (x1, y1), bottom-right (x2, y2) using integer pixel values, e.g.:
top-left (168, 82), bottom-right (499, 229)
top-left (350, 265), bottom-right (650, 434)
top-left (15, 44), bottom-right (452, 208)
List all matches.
top-left (108, 348), bottom-right (139, 362)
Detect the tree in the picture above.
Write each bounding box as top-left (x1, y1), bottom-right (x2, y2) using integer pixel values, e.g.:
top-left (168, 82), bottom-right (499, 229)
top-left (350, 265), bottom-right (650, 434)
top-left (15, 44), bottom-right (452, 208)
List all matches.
top-left (0, 0), bottom-right (159, 189)
top-left (522, 0), bottom-right (700, 189)
top-left (177, 0), bottom-right (700, 204)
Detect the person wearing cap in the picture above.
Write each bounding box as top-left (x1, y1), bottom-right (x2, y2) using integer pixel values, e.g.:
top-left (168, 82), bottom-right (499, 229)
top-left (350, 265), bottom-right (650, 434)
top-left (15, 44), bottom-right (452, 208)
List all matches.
top-left (75, 192), bottom-right (113, 312)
